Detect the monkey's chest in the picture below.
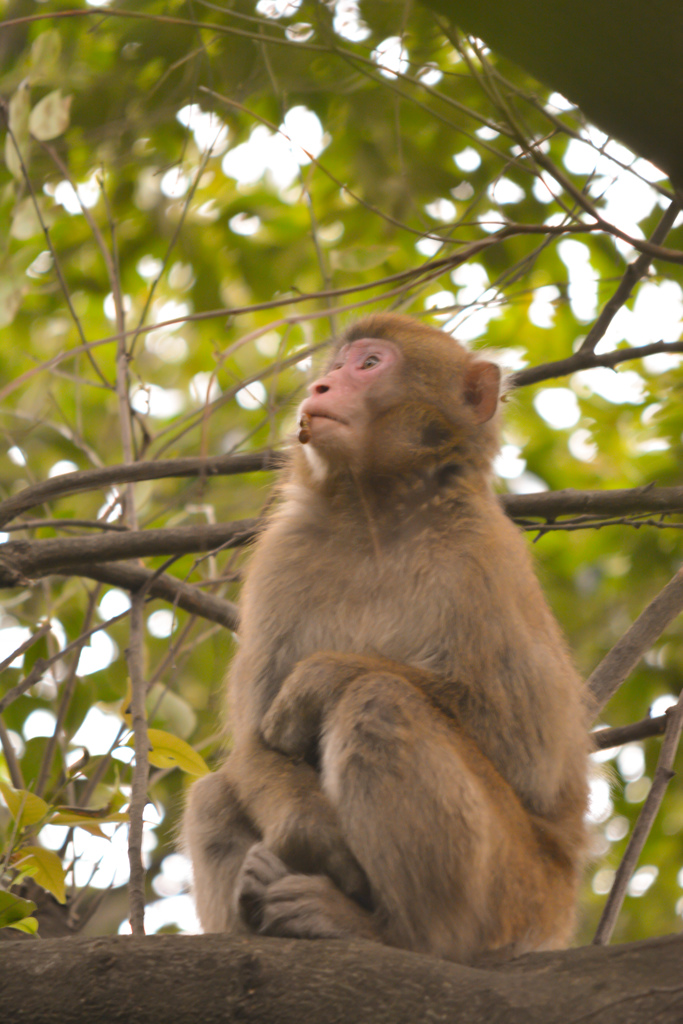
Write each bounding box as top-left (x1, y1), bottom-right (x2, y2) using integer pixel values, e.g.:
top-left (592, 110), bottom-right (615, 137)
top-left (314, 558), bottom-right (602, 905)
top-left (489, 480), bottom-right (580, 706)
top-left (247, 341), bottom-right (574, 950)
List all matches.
top-left (275, 539), bottom-right (452, 672)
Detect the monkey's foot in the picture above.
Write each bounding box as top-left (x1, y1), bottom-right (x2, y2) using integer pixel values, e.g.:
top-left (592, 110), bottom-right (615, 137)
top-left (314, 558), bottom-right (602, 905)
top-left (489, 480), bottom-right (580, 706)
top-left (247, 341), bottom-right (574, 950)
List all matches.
top-left (234, 842), bottom-right (289, 931)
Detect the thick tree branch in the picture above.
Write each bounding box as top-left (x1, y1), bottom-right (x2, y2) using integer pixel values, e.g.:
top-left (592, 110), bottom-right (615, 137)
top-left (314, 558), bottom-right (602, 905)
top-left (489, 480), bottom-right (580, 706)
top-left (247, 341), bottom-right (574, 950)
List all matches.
top-left (0, 521), bottom-right (258, 587)
top-left (0, 932), bottom-right (682, 1024)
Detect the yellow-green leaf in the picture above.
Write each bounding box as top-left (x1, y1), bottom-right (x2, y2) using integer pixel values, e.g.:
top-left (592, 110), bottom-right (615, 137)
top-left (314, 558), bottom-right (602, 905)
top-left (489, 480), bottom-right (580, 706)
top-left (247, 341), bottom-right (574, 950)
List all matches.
top-left (0, 782), bottom-right (49, 826)
top-left (50, 809), bottom-right (128, 826)
top-left (8, 915), bottom-right (39, 934)
top-left (14, 847), bottom-right (66, 904)
top-left (135, 729), bottom-right (209, 776)
top-left (28, 89), bottom-right (72, 141)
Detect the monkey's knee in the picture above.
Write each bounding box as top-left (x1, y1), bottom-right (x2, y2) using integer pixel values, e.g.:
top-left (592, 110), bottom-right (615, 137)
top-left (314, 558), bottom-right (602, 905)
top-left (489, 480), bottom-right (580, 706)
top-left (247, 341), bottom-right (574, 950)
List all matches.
top-left (183, 770), bottom-right (259, 933)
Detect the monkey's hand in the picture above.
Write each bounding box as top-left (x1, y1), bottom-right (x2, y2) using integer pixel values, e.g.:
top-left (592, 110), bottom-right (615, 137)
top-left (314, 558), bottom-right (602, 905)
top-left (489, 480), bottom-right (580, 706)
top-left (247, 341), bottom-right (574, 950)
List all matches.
top-left (264, 800), bottom-right (373, 911)
top-left (261, 691), bottom-right (316, 758)
top-left (234, 842), bottom-right (290, 931)
top-left (261, 652), bottom-right (369, 757)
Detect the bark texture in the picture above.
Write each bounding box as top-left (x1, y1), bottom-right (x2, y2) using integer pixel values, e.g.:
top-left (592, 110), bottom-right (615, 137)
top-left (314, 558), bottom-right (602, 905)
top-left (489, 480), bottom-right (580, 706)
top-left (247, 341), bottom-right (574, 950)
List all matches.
top-left (1, 932), bottom-right (683, 1024)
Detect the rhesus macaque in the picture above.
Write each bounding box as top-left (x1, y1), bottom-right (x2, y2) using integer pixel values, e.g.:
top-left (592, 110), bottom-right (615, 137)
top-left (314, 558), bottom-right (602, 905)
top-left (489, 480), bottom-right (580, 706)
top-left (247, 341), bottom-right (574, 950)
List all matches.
top-left (183, 313), bottom-right (589, 962)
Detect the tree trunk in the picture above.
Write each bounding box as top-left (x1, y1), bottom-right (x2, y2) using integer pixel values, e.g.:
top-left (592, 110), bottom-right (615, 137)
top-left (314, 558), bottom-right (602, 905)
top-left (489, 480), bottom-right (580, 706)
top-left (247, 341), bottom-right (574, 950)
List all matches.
top-left (1, 932), bottom-right (682, 1023)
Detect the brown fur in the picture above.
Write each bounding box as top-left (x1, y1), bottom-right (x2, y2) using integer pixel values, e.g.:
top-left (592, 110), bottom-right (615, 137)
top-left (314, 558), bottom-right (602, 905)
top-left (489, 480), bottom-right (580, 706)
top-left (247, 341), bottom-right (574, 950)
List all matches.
top-left (183, 314), bottom-right (589, 961)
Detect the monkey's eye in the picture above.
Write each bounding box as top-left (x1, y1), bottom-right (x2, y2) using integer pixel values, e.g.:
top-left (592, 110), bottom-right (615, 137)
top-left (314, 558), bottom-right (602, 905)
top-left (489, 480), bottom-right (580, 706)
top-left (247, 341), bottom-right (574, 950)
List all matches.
top-left (360, 354), bottom-right (381, 369)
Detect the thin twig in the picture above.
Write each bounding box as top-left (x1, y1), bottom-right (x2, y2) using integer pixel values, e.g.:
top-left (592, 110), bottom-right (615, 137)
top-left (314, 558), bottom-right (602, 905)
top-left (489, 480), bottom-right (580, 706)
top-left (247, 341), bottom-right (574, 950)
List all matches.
top-left (579, 199), bottom-right (681, 354)
top-left (0, 620), bottom-right (52, 675)
top-left (593, 695), bottom-right (683, 944)
top-left (0, 610), bottom-right (131, 715)
top-left (127, 590), bottom-right (148, 936)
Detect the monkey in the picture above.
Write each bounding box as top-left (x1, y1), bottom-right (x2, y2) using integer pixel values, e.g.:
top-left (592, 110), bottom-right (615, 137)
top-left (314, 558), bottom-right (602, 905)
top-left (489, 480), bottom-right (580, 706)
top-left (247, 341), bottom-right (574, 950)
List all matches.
top-left (183, 312), bottom-right (589, 962)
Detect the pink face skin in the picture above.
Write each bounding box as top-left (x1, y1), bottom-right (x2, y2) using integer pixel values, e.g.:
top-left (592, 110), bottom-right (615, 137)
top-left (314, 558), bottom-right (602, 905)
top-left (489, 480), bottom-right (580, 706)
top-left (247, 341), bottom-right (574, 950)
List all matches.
top-left (298, 338), bottom-right (401, 450)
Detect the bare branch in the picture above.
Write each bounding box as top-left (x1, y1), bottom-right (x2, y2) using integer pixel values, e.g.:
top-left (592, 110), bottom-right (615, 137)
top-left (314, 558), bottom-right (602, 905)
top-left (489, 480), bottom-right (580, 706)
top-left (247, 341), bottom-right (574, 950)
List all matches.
top-left (73, 563), bottom-right (239, 631)
top-left (0, 521), bottom-right (258, 585)
top-left (588, 568), bottom-right (683, 713)
top-left (3, 452), bottom-right (683, 536)
top-left (593, 715), bottom-right (667, 750)
top-left (0, 452), bottom-right (281, 528)
top-left (503, 484), bottom-right (683, 521)
top-left (511, 339), bottom-right (683, 388)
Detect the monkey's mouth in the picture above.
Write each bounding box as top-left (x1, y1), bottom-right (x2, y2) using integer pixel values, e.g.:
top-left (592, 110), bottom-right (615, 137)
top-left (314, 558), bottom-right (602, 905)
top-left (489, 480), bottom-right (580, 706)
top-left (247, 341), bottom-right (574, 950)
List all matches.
top-left (300, 410), bottom-right (348, 427)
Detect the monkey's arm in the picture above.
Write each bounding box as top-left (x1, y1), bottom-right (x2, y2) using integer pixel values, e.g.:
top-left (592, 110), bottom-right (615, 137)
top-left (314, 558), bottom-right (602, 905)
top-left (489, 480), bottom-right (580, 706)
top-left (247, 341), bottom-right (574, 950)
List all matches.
top-left (261, 650), bottom-right (451, 757)
top-left (229, 731), bottom-right (371, 907)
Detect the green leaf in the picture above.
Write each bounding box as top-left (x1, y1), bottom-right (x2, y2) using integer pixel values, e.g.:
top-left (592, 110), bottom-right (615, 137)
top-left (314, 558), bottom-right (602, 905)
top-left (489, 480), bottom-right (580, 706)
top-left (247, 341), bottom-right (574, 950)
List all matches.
top-left (14, 847), bottom-right (66, 904)
top-left (0, 889), bottom-right (37, 929)
top-left (0, 782), bottom-right (49, 827)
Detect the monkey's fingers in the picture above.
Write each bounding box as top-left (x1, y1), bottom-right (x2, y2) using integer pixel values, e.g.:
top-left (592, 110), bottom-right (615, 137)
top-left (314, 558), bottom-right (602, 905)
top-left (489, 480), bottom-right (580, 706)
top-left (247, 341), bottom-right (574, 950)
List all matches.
top-left (235, 841), bottom-right (290, 930)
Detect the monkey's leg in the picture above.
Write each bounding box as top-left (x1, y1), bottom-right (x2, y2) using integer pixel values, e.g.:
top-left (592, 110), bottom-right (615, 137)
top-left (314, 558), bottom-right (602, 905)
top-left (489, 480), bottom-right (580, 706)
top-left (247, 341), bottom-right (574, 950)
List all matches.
top-left (182, 767), bottom-right (259, 933)
top-left (228, 733), bottom-right (371, 907)
top-left (318, 672), bottom-right (562, 962)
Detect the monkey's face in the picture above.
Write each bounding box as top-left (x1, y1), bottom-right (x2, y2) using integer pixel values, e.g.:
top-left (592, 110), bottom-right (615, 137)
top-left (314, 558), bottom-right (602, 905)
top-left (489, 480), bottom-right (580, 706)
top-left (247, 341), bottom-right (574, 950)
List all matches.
top-left (298, 338), bottom-right (403, 457)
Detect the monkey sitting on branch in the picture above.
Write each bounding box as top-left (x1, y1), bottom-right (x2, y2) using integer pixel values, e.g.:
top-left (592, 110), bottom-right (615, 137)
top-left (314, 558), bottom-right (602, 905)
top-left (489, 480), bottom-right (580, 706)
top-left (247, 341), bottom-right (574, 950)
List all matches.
top-left (183, 313), bottom-right (589, 963)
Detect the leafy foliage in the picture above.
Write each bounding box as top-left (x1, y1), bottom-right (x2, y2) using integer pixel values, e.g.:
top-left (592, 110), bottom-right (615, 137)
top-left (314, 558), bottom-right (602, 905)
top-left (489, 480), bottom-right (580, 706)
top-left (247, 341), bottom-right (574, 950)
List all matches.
top-left (0, 0), bottom-right (682, 945)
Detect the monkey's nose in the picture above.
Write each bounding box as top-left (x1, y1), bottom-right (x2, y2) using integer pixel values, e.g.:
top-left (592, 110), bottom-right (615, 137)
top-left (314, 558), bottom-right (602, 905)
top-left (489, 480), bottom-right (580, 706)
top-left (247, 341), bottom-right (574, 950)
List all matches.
top-left (310, 382), bottom-right (330, 394)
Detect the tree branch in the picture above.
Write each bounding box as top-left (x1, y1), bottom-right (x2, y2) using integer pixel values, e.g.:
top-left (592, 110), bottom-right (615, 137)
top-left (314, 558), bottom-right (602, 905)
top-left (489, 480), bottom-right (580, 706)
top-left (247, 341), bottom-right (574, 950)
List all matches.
top-left (0, 521), bottom-right (258, 587)
top-left (0, 932), bottom-right (682, 1024)
top-left (72, 563), bottom-right (240, 631)
top-left (578, 199), bottom-right (681, 355)
top-left (588, 567), bottom-right (683, 713)
top-left (593, 714), bottom-right (667, 750)
top-left (0, 451), bottom-right (282, 529)
top-left (511, 339), bottom-right (683, 388)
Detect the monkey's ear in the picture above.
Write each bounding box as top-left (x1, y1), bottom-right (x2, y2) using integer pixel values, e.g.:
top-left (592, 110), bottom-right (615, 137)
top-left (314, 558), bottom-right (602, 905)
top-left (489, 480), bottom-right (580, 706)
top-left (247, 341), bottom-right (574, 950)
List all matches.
top-left (462, 361), bottom-right (501, 424)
